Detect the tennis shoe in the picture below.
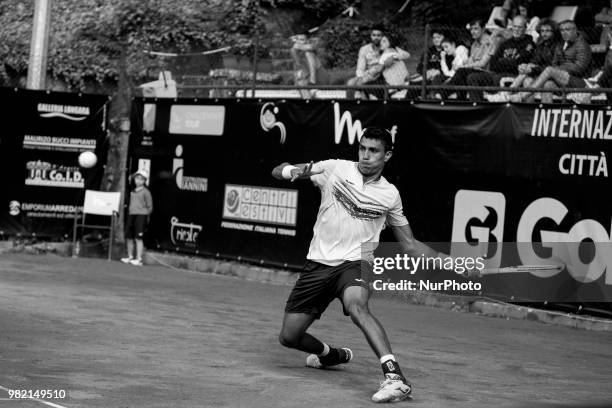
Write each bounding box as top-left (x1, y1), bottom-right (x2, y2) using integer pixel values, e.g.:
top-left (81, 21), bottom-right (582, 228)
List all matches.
top-left (130, 259), bottom-right (143, 266)
top-left (372, 374), bottom-right (412, 403)
top-left (306, 347), bottom-right (352, 368)
top-left (120, 257), bottom-right (133, 264)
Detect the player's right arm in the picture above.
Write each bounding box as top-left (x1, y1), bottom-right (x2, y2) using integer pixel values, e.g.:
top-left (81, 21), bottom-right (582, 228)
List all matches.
top-left (271, 161), bottom-right (323, 182)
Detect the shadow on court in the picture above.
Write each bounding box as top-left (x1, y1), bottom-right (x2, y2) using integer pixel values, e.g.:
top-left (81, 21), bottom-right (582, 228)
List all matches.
top-left (0, 253), bottom-right (611, 408)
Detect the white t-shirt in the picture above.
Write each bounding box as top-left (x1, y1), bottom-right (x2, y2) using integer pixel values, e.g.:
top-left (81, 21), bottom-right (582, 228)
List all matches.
top-left (307, 159), bottom-right (409, 266)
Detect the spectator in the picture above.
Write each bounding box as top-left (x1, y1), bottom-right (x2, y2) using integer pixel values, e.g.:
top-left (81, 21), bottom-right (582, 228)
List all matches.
top-left (290, 33), bottom-right (329, 98)
top-left (416, 29), bottom-right (451, 83)
top-left (510, 18), bottom-right (560, 89)
top-left (595, 0), bottom-right (612, 61)
top-left (465, 15), bottom-right (534, 101)
top-left (347, 27), bottom-right (386, 98)
top-left (438, 37), bottom-right (469, 80)
top-left (121, 170), bottom-right (153, 267)
top-left (440, 18), bottom-right (496, 100)
top-left (464, 19), bottom-right (497, 70)
top-left (378, 35), bottom-right (410, 87)
top-left (517, 1), bottom-right (541, 42)
top-left (595, 0), bottom-right (612, 24)
top-left (517, 20), bottom-right (592, 103)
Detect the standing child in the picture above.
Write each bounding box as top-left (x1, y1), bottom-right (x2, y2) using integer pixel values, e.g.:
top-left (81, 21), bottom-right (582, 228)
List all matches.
top-left (121, 170), bottom-right (153, 266)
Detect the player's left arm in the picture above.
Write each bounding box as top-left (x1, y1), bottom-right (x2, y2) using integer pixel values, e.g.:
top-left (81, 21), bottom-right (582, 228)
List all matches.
top-left (390, 223), bottom-right (441, 259)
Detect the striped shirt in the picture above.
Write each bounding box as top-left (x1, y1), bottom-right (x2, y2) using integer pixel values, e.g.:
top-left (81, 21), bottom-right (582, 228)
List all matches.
top-left (308, 160), bottom-right (409, 266)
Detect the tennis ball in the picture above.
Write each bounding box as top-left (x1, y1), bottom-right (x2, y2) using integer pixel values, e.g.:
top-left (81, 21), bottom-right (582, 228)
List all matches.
top-left (78, 151), bottom-right (97, 168)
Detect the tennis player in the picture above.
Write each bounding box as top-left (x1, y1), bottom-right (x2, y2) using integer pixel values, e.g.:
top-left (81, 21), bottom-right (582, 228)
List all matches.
top-left (272, 127), bottom-right (451, 402)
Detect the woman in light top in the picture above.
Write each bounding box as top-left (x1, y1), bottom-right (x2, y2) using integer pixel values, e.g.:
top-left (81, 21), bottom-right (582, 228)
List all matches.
top-left (439, 37), bottom-right (469, 79)
top-left (378, 35), bottom-right (410, 86)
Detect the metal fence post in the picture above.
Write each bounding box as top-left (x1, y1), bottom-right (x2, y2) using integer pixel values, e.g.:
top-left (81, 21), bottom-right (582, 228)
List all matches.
top-left (251, 34), bottom-right (260, 98)
top-left (421, 24), bottom-right (430, 100)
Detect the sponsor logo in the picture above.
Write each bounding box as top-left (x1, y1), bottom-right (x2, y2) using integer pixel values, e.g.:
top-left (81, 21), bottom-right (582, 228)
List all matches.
top-left (37, 103), bottom-right (90, 121)
top-left (9, 200), bottom-right (20, 216)
top-left (451, 190), bottom-right (506, 268)
top-left (558, 152), bottom-right (608, 177)
top-left (385, 361), bottom-right (396, 371)
top-left (530, 108), bottom-right (612, 140)
top-left (170, 216), bottom-right (202, 246)
top-left (260, 102), bottom-right (286, 144)
top-left (23, 135), bottom-right (96, 152)
top-left (517, 198), bottom-right (612, 283)
top-left (222, 184), bottom-right (298, 227)
top-left (19, 202), bottom-right (81, 219)
top-left (452, 189), bottom-right (612, 284)
top-left (25, 161), bottom-right (84, 188)
top-left (173, 145), bottom-right (208, 192)
top-left (169, 105), bottom-right (225, 135)
top-left (333, 102), bottom-right (397, 145)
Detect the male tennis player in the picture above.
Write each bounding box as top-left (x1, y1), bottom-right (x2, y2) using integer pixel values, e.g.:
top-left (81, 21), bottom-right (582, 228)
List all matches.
top-left (272, 127), bottom-right (452, 402)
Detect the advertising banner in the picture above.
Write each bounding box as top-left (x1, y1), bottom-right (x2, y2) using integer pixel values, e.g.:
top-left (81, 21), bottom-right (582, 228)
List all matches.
top-left (0, 88), bottom-right (109, 237)
top-left (130, 98), bottom-right (612, 303)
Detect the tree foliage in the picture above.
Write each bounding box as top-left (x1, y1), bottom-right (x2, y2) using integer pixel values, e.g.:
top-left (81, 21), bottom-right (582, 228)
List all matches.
top-left (0, 0), bottom-right (267, 91)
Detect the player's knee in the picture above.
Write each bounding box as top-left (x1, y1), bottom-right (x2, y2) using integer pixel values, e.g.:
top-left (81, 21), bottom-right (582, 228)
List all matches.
top-left (543, 80), bottom-right (557, 89)
top-left (347, 301), bottom-right (369, 323)
top-left (278, 330), bottom-right (300, 348)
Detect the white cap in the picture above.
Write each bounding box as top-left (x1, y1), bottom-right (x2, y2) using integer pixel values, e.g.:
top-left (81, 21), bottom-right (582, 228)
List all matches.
top-left (133, 169), bottom-right (149, 180)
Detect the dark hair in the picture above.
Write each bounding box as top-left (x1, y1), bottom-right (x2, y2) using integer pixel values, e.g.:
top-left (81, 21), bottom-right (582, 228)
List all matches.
top-left (382, 35), bottom-right (396, 49)
top-left (441, 36), bottom-right (457, 45)
top-left (361, 127), bottom-right (393, 152)
top-left (431, 28), bottom-right (445, 37)
top-left (517, 1), bottom-right (531, 17)
top-left (468, 18), bottom-right (484, 29)
top-left (371, 24), bottom-right (385, 34)
top-left (536, 17), bottom-right (558, 36)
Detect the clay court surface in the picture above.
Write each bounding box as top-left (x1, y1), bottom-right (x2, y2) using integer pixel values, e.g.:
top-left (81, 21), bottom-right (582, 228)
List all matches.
top-left (1, 253), bottom-right (611, 408)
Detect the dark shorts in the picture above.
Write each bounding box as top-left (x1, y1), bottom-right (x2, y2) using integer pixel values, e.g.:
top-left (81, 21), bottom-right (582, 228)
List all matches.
top-left (567, 75), bottom-right (586, 89)
top-left (125, 214), bottom-right (148, 239)
top-left (285, 260), bottom-right (369, 319)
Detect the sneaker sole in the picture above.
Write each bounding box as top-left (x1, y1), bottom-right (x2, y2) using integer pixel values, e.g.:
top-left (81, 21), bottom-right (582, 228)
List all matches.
top-left (372, 388), bottom-right (412, 403)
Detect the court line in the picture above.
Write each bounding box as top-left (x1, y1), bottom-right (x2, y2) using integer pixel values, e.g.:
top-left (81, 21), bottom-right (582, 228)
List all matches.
top-left (0, 386), bottom-right (69, 408)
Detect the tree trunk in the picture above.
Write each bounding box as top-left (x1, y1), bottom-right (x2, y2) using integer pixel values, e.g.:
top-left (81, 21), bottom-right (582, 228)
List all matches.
top-left (103, 46), bottom-right (132, 254)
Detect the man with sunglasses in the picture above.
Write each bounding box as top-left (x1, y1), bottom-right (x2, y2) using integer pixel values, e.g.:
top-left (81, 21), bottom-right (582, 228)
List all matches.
top-left (271, 127), bottom-right (455, 402)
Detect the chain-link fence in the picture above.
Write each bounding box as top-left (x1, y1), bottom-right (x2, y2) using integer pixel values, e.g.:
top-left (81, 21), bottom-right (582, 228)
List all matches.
top-left (139, 19), bottom-right (612, 104)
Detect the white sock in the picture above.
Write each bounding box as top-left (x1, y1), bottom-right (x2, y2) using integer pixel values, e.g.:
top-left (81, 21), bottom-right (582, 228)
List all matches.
top-left (318, 343), bottom-right (330, 357)
top-left (380, 354), bottom-right (396, 363)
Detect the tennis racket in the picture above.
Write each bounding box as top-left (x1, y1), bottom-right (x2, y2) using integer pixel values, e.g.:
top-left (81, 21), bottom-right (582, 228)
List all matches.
top-left (480, 264), bottom-right (565, 276)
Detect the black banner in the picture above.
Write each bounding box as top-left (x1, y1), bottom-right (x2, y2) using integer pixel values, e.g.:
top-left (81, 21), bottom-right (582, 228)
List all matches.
top-left (130, 99), bottom-right (612, 302)
top-left (0, 88), bottom-right (109, 238)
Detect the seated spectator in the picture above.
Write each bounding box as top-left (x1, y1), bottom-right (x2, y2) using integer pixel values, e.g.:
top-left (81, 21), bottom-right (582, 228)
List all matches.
top-left (378, 35), bottom-right (410, 87)
top-left (290, 33), bottom-right (329, 98)
top-left (595, 0), bottom-right (612, 25)
top-left (517, 20), bottom-right (592, 103)
top-left (510, 18), bottom-right (560, 89)
top-left (517, 1), bottom-right (541, 42)
top-left (438, 37), bottom-right (469, 81)
top-left (347, 27), bottom-right (386, 98)
top-left (444, 15), bottom-right (534, 101)
top-left (416, 29), bottom-right (451, 83)
top-left (595, 1), bottom-right (612, 62)
top-left (439, 18), bottom-right (496, 99)
top-left (408, 29), bottom-right (450, 99)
